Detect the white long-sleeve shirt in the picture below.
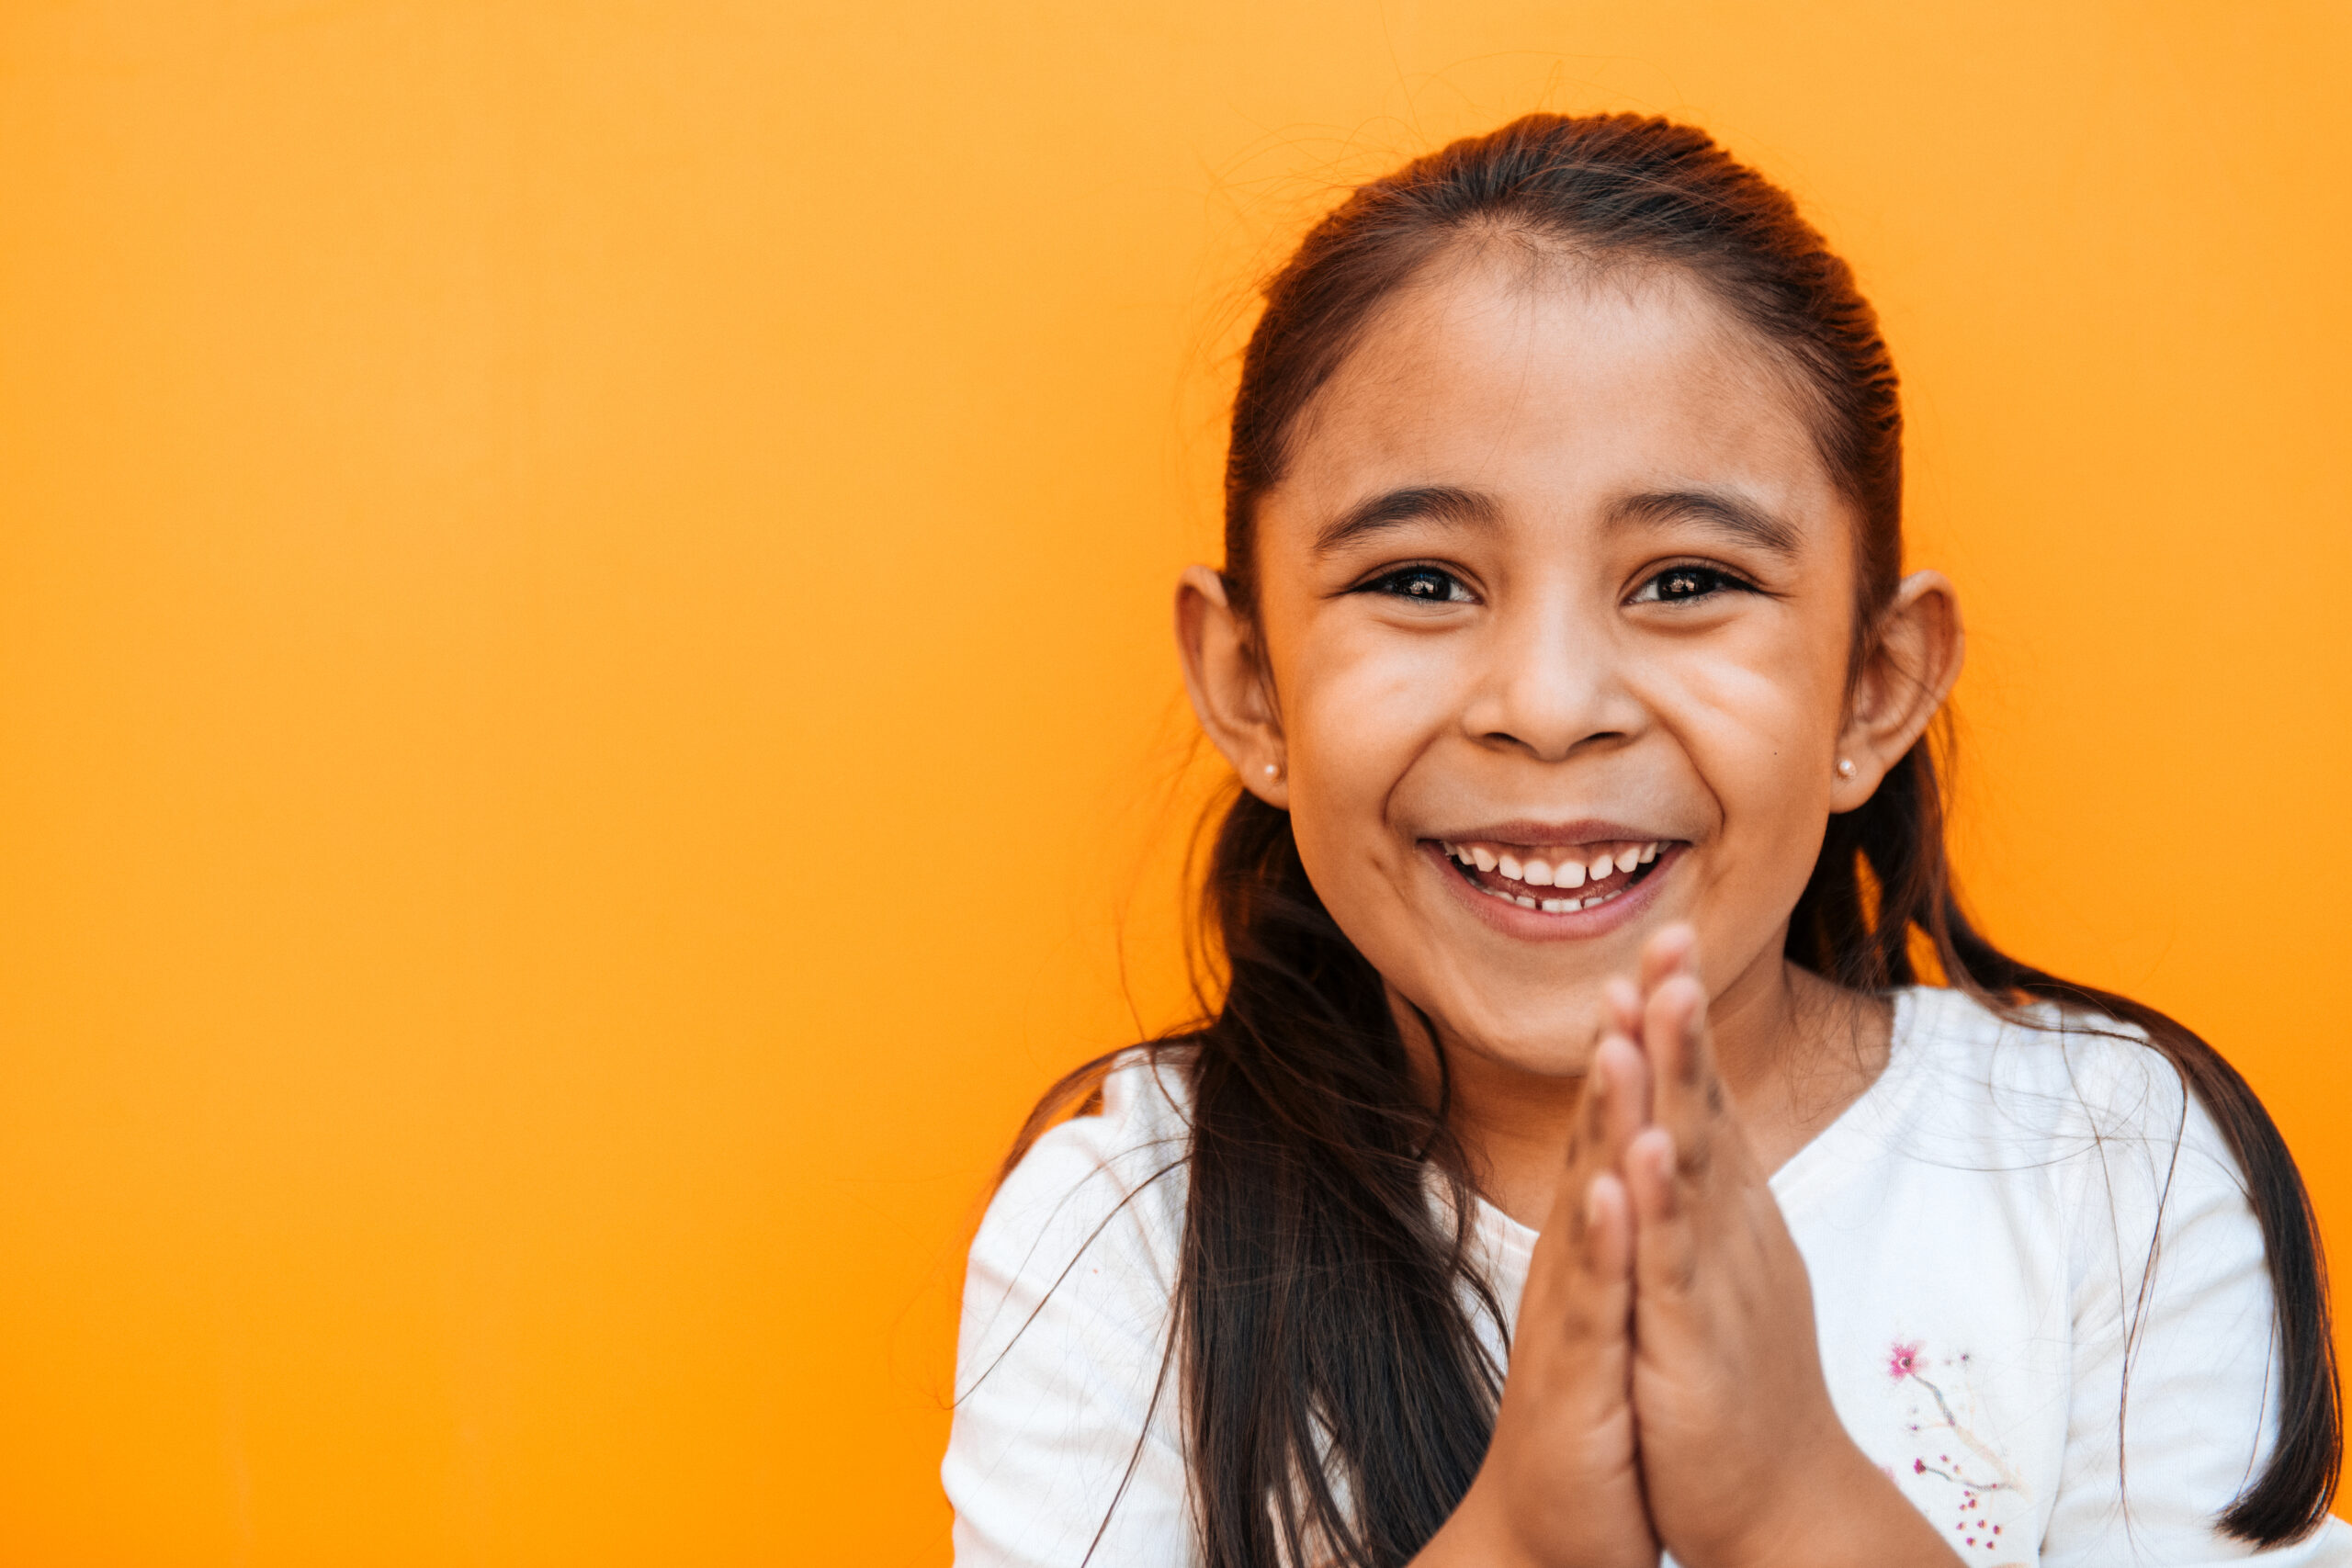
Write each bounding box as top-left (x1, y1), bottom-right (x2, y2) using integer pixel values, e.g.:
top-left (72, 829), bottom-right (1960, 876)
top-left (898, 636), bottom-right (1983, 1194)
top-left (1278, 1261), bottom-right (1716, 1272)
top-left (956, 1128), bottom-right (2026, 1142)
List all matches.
top-left (944, 985), bottom-right (2351, 1567)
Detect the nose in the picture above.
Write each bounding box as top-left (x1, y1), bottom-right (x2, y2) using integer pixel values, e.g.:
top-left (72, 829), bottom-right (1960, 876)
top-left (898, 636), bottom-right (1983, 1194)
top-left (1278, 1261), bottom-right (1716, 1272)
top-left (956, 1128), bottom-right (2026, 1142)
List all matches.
top-left (1458, 592), bottom-right (1643, 762)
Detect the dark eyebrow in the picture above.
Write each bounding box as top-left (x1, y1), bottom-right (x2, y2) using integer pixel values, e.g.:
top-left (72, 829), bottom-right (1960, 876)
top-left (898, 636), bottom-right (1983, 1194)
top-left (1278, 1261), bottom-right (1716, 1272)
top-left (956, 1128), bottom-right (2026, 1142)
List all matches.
top-left (1605, 489), bottom-right (1802, 557)
top-left (1313, 485), bottom-right (1501, 554)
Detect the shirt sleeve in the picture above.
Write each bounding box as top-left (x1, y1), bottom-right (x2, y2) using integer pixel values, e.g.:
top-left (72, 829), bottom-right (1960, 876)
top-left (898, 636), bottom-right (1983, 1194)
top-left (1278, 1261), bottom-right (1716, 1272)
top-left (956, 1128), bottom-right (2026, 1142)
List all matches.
top-left (2042, 1040), bottom-right (2351, 1567)
top-left (944, 1060), bottom-right (1197, 1568)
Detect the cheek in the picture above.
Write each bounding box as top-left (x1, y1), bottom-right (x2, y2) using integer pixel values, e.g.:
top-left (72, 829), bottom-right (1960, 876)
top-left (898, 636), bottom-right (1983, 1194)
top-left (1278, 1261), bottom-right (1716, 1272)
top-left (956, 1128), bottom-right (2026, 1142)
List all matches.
top-left (1274, 622), bottom-right (1456, 898)
top-left (1282, 620), bottom-right (1457, 809)
top-left (1642, 620), bottom-right (1847, 854)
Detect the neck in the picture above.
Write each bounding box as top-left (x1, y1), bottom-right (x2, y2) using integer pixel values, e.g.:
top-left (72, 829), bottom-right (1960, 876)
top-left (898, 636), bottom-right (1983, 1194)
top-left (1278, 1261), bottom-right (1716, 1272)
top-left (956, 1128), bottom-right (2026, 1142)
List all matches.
top-left (1400, 938), bottom-right (1891, 1231)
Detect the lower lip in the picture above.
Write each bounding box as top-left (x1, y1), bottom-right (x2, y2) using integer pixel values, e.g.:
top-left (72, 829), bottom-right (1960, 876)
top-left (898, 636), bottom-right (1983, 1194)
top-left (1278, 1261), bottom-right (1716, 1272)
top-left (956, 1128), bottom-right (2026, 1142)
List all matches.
top-left (1425, 840), bottom-right (1685, 941)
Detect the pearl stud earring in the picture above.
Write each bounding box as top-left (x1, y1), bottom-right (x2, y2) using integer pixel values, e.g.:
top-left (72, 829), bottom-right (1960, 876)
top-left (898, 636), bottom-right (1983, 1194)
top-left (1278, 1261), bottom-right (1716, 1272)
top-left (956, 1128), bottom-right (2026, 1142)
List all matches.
top-left (1836, 758), bottom-right (1857, 779)
top-left (1263, 761), bottom-right (1280, 779)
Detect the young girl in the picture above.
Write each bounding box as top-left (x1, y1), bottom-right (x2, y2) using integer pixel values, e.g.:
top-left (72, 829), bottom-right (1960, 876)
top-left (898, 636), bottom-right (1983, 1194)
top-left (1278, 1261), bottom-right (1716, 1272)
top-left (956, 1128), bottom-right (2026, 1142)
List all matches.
top-left (942, 114), bottom-right (2346, 1568)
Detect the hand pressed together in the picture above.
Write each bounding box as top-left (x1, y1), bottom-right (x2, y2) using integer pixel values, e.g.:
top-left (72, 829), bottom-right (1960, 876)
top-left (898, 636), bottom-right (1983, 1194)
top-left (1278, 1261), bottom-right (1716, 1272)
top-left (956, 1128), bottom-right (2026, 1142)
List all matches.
top-left (1424, 927), bottom-right (1964, 1568)
top-left (1443, 1000), bottom-right (1659, 1568)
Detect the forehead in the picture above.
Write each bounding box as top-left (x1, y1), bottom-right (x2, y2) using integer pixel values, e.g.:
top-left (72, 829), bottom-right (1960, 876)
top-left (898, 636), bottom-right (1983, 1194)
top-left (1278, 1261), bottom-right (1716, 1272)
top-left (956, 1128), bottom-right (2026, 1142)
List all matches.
top-left (1264, 249), bottom-right (1843, 545)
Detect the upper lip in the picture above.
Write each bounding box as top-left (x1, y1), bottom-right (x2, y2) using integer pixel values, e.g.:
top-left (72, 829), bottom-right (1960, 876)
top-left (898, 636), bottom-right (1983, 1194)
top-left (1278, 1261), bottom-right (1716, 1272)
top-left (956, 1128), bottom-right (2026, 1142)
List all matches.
top-left (1424, 818), bottom-right (1676, 848)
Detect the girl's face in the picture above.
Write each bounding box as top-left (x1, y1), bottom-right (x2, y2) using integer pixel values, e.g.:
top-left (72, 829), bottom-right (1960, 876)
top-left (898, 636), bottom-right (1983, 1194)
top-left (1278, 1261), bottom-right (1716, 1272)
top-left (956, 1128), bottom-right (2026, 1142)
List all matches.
top-left (1181, 249), bottom-right (1957, 1077)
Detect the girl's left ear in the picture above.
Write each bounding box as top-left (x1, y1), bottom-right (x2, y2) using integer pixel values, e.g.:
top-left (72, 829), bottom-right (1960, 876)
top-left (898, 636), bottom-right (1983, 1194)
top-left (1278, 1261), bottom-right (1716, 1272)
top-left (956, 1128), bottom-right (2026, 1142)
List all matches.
top-left (1831, 570), bottom-right (1964, 811)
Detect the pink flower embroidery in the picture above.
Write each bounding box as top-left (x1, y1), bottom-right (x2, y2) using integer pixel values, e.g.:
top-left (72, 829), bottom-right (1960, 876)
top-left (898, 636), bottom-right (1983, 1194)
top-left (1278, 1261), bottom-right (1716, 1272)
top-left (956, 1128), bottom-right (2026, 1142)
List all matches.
top-left (1885, 1338), bottom-right (2025, 1503)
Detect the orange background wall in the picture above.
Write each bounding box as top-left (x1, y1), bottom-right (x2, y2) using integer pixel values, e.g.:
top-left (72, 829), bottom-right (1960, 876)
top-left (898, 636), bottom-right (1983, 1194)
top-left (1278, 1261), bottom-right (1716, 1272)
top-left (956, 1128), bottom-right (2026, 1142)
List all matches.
top-left (2, 2), bottom-right (2347, 1563)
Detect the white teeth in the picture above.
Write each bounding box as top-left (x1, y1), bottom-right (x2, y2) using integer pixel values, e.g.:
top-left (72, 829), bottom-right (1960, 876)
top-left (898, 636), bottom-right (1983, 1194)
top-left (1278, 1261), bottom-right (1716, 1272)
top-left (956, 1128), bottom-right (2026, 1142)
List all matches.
top-left (1455, 838), bottom-right (1665, 895)
top-left (1471, 879), bottom-right (1599, 914)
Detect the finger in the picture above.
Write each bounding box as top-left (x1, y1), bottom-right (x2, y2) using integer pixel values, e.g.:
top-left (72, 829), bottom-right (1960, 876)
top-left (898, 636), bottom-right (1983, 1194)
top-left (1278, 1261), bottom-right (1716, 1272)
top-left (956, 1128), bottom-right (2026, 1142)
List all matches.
top-left (1634, 923), bottom-right (1703, 1116)
top-left (1569, 1022), bottom-right (1652, 1160)
top-left (1547, 1034), bottom-right (1649, 1267)
top-left (1583, 1168), bottom-right (1634, 1287)
top-left (1590, 1032), bottom-right (1653, 1159)
top-left (1562, 1170), bottom-right (1634, 1357)
top-left (1639, 921), bottom-right (1700, 995)
top-left (1533, 1055), bottom-right (1642, 1329)
top-left (1550, 1039), bottom-right (1628, 1239)
top-left (1625, 1124), bottom-right (1696, 1295)
top-left (1602, 975), bottom-right (1644, 1046)
top-left (1645, 972), bottom-right (1763, 1269)
top-left (1643, 971), bottom-right (1722, 1134)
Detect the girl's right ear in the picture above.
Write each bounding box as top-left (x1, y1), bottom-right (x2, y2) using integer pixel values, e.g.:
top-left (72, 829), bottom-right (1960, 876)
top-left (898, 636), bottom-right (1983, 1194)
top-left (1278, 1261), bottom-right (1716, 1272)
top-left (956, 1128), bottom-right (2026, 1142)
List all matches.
top-left (1174, 565), bottom-right (1288, 807)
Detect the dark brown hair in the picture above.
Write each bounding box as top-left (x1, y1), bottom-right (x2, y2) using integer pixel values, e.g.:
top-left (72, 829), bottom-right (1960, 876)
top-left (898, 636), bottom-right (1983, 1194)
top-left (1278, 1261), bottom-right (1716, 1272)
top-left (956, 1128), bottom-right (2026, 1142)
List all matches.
top-left (1022, 111), bottom-right (2338, 1567)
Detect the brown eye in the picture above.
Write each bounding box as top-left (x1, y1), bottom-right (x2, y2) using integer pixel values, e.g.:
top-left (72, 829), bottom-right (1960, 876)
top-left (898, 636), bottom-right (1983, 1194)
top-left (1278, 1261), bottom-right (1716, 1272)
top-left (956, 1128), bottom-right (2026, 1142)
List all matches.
top-left (1634, 565), bottom-right (1751, 604)
top-left (1363, 566), bottom-right (1470, 604)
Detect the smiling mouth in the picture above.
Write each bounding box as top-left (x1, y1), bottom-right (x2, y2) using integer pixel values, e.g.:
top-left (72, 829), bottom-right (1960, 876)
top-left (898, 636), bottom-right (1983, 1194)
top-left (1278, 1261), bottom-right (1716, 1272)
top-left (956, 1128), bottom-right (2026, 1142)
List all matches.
top-left (1434, 836), bottom-right (1674, 914)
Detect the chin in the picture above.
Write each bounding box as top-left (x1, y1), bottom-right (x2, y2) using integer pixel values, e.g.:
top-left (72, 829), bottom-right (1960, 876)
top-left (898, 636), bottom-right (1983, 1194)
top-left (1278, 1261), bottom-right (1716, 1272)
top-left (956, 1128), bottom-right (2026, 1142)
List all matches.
top-left (1420, 990), bottom-right (1603, 1078)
